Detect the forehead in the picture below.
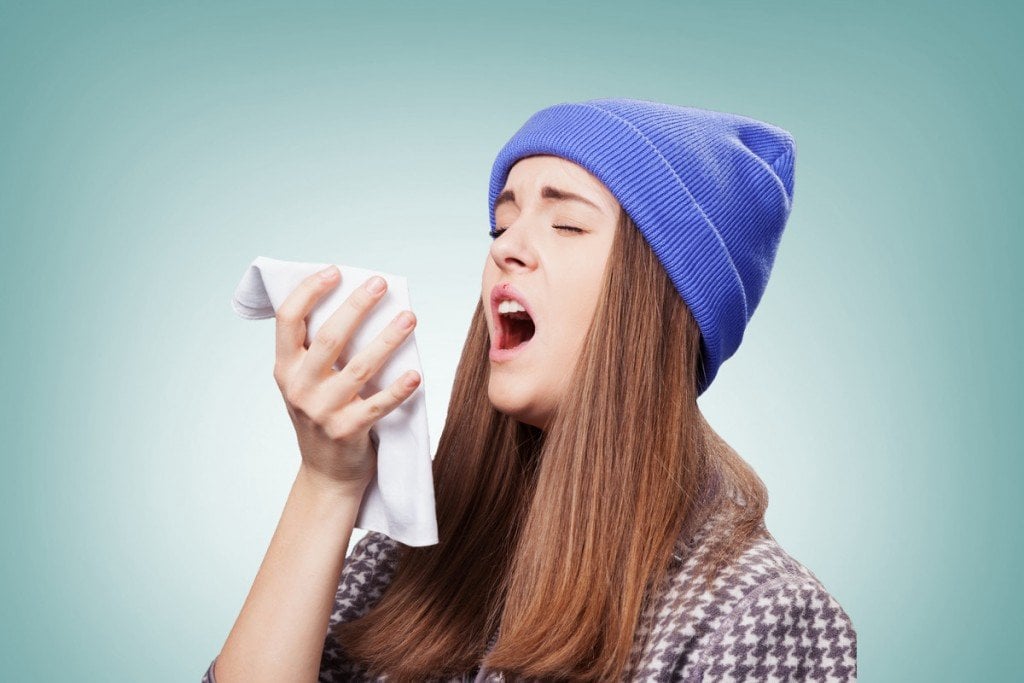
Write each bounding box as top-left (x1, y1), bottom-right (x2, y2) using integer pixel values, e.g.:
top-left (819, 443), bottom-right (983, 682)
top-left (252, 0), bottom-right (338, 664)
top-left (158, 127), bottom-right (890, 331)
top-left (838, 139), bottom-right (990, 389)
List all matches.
top-left (506, 155), bottom-right (600, 188)
top-left (501, 155), bottom-right (618, 213)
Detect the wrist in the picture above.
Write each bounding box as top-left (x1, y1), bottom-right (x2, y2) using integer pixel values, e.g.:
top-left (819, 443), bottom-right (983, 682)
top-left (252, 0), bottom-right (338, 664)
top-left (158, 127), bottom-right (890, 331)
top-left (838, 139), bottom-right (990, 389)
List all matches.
top-left (296, 463), bottom-right (370, 504)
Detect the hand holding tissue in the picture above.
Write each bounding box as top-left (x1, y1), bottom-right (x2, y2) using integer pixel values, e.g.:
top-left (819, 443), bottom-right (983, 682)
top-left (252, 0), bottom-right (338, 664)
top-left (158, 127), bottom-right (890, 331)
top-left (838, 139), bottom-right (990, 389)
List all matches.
top-left (231, 256), bottom-right (439, 547)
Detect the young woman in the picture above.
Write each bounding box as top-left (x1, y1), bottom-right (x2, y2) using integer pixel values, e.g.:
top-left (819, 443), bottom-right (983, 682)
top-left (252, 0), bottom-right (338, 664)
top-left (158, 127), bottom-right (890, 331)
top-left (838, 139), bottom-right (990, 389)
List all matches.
top-left (204, 98), bottom-right (857, 682)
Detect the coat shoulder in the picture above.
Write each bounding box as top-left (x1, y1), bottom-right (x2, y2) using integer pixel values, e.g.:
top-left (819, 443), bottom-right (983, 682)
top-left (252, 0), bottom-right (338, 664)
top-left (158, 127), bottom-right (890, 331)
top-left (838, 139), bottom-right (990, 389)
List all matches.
top-left (628, 519), bottom-right (857, 682)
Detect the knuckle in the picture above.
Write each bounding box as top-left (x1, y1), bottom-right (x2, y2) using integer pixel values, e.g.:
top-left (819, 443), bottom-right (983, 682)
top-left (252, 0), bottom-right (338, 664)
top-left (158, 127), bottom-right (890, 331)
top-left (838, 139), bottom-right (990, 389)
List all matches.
top-left (275, 308), bottom-right (299, 326)
top-left (283, 383), bottom-right (309, 412)
top-left (283, 391), bottom-right (303, 413)
top-left (305, 403), bottom-right (329, 426)
top-left (313, 328), bottom-right (340, 349)
top-left (381, 329), bottom-right (402, 347)
top-left (286, 397), bottom-right (306, 418)
top-left (346, 358), bottom-right (373, 383)
top-left (349, 288), bottom-right (374, 310)
top-left (363, 400), bottom-right (384, 421)
top-left (326, 416), bottom-right (357, 442)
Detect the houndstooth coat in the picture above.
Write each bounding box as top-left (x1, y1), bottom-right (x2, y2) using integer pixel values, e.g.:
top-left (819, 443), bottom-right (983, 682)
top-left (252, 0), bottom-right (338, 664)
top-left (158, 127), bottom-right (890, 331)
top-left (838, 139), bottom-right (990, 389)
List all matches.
top-left (203, 511), bottom-right (857, 682)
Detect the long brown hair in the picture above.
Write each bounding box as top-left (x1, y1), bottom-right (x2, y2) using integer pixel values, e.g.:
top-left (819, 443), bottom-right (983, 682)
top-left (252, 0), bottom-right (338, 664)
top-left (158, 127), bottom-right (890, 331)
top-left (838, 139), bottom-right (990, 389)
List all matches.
top-left (330, 207), bottom-right (769, 681)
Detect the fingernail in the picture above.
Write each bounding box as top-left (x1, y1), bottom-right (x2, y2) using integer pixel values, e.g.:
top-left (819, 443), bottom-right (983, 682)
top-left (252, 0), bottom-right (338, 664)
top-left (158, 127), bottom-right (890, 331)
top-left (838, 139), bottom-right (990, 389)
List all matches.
top-left (319, 266), bottom-right (337, 281)
top-left (366, 276), bottom-right (386, 294)
top-left (398, 311), bottom-right (415, 328)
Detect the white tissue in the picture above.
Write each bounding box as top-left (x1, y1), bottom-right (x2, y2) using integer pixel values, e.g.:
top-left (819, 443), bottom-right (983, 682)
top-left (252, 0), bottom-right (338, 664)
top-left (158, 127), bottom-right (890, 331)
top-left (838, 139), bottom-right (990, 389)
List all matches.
top-left (231, 256), bottom-right (438, 547)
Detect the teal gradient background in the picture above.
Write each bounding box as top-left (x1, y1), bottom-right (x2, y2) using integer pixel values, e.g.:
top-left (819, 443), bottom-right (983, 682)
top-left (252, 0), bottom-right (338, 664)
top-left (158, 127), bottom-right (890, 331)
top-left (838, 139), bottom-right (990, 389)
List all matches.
top-left (2, 1), bottom-right (1020, 680)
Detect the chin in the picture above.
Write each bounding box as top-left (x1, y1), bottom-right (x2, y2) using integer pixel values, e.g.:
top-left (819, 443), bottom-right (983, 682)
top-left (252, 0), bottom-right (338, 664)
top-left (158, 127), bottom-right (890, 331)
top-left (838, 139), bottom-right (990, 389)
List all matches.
top-left (487, 380), bottom-right (549, 430)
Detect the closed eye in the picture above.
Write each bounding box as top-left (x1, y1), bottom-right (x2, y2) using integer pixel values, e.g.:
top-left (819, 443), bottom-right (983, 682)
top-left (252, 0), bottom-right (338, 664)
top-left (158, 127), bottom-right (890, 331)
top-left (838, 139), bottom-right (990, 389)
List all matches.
top-left (488, 225), bottom-right (584, 239)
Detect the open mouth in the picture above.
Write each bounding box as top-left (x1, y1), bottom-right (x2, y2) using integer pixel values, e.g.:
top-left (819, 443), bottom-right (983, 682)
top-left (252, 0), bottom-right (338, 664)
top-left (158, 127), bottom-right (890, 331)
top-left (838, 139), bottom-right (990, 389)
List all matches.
top-left (499, 310), bottom-right (536, 349)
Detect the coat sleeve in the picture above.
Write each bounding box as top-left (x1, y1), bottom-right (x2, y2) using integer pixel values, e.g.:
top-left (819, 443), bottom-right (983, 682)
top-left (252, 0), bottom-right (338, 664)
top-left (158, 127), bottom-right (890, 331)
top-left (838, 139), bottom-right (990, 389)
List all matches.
top-left (695, 576), bottom-right (858, 682)
top-left (200, 531), bottom-right (400, 683)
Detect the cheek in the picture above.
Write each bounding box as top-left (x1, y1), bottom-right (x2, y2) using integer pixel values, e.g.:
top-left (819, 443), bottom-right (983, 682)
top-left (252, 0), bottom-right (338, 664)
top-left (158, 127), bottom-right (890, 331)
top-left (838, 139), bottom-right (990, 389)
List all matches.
top-left (559, 269), bottom-right (606, 326)
top-left (544, 294), bottom-right (595, 356)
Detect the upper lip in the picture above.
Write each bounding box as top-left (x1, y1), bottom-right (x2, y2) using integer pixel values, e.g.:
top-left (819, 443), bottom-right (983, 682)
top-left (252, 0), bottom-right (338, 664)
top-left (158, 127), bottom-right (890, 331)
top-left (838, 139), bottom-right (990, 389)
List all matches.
top-left (490, 282), bottom-right (536, 342)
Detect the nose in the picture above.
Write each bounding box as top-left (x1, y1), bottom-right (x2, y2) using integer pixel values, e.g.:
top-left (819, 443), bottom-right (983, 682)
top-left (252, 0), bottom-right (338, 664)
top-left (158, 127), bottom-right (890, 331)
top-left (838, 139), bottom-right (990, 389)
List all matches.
top-left (489, 220), bottom-right (537, 272)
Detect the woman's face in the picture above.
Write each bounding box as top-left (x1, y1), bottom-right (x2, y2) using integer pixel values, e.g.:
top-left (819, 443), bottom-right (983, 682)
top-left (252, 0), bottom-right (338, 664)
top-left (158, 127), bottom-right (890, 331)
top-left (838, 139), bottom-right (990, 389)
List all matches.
top-left (481, 154), bottom-right (621, 430)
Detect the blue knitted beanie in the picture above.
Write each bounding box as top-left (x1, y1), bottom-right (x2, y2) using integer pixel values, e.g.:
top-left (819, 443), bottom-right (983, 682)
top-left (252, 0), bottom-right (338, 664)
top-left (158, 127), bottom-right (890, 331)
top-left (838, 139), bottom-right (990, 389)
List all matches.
top-left (488, 97), bottom-right (796, 396)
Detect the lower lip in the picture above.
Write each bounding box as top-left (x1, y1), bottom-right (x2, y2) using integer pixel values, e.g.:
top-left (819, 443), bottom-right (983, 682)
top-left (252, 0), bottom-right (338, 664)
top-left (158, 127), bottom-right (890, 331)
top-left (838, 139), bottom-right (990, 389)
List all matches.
top-left (489, 334), bottom-right (535, 363)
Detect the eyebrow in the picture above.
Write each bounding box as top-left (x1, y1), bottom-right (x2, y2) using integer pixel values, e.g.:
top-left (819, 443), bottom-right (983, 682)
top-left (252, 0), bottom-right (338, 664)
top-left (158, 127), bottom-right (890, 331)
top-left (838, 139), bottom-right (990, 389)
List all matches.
top-left (494, 185), bottom-right (603, 213)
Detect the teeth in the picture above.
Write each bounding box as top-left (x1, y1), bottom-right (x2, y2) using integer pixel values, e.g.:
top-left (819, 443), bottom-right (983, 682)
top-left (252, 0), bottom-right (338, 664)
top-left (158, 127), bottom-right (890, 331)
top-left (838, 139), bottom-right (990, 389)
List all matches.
top-left (498, 299), bottom-right (527, 314)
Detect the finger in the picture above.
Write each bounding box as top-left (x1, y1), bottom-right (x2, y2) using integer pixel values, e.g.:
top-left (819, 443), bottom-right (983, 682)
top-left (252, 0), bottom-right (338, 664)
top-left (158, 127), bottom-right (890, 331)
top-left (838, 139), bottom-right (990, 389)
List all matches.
top-left (324, 308), bottom-right (416, 404)
top-left (275, 266), bottom-right (340, 371)
top-left (302, 275), bottom-right (389, 379)
top-left (336, 370), bottom-right (421, 435)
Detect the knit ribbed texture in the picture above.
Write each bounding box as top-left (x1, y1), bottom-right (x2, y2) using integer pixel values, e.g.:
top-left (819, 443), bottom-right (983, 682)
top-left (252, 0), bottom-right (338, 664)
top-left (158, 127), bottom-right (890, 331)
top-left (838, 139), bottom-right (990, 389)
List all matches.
top-left (487, 98), bottom-right (796, 395)
top-left (200, 515), bottom-right (857, 682)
